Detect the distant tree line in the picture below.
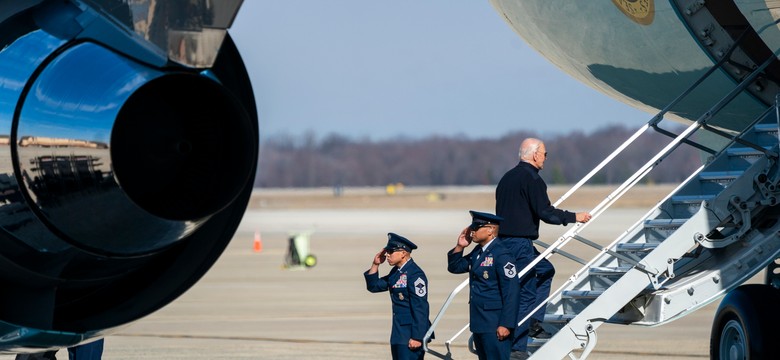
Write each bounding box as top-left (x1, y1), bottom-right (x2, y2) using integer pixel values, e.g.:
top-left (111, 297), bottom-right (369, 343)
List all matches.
top-left (255, 125), bottom-right (704, 188)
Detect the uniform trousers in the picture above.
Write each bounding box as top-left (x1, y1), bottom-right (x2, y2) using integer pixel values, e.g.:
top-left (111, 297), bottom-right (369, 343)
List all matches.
top-left (473, 332), bottom-right (512, 360)
top-left (390, 344), bottom-right (425, 360)
top-left (67, 340), bottom-right (103, 360)
top-left (500, 237), bottom-right (555, 352)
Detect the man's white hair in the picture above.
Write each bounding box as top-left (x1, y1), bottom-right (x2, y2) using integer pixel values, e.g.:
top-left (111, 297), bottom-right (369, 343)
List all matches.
top-left (519, 138), bottom-right (542, 161)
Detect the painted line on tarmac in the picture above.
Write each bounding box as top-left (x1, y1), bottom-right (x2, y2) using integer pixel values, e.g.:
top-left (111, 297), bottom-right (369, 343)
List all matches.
top-left (115, 333), bottom-right (707, 358)
top-left (117, 333), bottom-right (389, 346)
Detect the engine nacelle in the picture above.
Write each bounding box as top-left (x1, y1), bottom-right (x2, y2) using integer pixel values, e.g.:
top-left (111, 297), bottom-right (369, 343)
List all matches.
top-left (0, 0), bottom-right (257, 352)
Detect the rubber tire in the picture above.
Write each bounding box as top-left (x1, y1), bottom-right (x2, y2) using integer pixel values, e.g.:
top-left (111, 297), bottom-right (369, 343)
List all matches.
top-left (710, 284), bottom-right (780, 359)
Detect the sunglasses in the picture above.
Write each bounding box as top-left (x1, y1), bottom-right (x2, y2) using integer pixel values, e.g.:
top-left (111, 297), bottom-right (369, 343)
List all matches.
top-left (469, 223), bottom-right (491, 231)
top-left (385, 248), bottom-right (405, 254)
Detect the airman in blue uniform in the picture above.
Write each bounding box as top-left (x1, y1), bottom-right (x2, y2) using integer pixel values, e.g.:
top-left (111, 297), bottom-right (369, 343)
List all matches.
top-left (365, 233), bottom-right (431, 360)
top-left (447, 211), bottom-right (519, 360)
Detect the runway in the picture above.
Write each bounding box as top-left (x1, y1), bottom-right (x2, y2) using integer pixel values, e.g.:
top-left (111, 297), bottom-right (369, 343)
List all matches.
top-left (3, 186), bottom-right (762, 359)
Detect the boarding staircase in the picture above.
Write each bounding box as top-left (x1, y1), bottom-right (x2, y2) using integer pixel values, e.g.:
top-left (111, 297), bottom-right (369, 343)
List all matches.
top-left (424, 34), bottom-right (780, 360)
top-left (525, 106), bottom-right (780, 359)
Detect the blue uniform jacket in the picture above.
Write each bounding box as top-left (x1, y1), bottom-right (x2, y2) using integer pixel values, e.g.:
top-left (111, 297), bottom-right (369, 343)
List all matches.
top-left (364, 259), bottom-right (431, 345)
top-left (447, 240), bottom-right (519, 333)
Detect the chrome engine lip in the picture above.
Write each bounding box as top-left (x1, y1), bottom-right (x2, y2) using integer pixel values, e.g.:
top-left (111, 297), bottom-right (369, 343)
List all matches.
top-left (0, 1), bottom-right (257, 349)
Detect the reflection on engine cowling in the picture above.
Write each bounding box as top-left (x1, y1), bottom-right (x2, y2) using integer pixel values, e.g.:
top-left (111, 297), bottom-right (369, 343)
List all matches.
top-left (21, 139), bottom-right (112, 202)
top-left (0, 0), bottom-right (257, 352)
top-left (14, 41), bottom-right (254, 255)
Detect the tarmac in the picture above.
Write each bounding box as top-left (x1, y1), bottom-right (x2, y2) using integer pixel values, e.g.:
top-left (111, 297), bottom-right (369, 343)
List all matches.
top-left (1, 186), bottom-right (763, 359)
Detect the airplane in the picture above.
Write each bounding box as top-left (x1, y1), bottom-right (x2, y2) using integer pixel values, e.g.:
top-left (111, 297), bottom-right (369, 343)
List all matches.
top-left (0, 0), bottom-right (257, 354)
top-left (424, 1), bottom-right (780, 359)
top-left (3, 0), bottom-right (779, 359)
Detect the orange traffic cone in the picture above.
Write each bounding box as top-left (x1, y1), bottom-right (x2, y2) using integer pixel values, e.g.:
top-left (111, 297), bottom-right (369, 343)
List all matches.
top-left (253, 231), bottom-right (263, 253)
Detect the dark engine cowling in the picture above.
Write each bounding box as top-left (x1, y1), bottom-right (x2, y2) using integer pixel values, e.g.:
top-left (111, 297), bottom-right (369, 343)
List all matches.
top-left (0, 0), bottom-right (257, 352)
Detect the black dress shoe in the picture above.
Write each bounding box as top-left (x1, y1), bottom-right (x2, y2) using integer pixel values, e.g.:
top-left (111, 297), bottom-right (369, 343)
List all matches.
top-left (510, 350), bottom-right (530, 360)
top-left (528, 321), bottom-right (552, 339)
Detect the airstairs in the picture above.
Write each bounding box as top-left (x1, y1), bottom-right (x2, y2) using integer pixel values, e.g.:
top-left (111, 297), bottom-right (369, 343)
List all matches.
top-left (526, 108), bottom-right (780, 359)
top-left (424, 40), bottom-right (780, 359)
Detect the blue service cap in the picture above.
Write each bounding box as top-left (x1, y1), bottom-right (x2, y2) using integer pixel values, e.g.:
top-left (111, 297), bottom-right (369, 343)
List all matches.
top-left (384, 233), bottom-right (417, 252)
top-left (469, 210), bottom-right (503, 230)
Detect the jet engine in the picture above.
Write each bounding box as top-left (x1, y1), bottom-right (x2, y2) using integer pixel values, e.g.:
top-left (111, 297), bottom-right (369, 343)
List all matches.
top-left (0, 0), bottom-right (257, 352)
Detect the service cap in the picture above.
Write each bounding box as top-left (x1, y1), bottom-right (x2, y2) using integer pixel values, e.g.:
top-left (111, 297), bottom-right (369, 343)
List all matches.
top-left (469, 210), bottom-right (503, 230)
top-left (384, 233), bottom-right (417, 252)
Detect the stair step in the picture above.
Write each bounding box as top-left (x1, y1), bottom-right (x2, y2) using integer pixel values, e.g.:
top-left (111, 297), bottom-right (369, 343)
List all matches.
top-left (750, 124), bottom-right (779, 145)
top-left (644, 218), bottom-right (687, 227)
top-left (561, 290), bottom-right (603, 314)
top-left (616, 242), bottom-right (659, 252)
top-left (616, 243), bottom-right (659, 266)
top-left (527, 337), bottom-right (549, 350)
top-left (752, 123), bottom-right (778, 134)
top-left (698, 171), bottom-right (742, 180)
top-left (727, 147), bottom-right (771, 157)
top-left (543, 313), bottom-right (575, 324)
top-left (562, 290), bottom-right (603, 300)
top-left (669, 194), bottom-right (714, 218)
top-left (643, 218), bottom-right (686, 243)
top-left (589, 266), bottom-right (632, 290)
top-left (725, 146), bottom-right (771, 169)
top-left (726, 147), bottom-right (771, 162)
top-left (539, 311), bottom-right (639, 335)
top-left (671, 194), bottom-right (714, 203)
top-left (561, 290), bottom-right (604, 299)
top-left (589, 266), bottom-right (631, 276)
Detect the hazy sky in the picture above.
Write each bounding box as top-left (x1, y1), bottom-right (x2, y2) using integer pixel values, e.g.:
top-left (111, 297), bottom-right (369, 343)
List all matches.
top-left (230, 1), bottom-right (650, 140)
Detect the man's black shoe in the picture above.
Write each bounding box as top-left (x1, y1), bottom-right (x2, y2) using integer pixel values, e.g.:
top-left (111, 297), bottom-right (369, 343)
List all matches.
top-left (528, 321), bottom-right (552, 339)
top-left (510, 350), bottom-right (529, 360)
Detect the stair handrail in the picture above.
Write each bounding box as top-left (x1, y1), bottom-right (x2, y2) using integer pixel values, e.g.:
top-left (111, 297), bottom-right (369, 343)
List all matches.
top-left (423, 109), bottom-right (708, 355)
top-left (525, 20), bottom-right (780, 360)
top-left (424, 35), bottom-right (757, 351)
top-left (523, 107), bottom-right (780, 359)
top-left (777, 93), bottom-right (780, 144)
top-left (553, 46), bottom-right (780, 262)
top-left (514, 117), bottom-right (703, 307)
top-left (554, 24), bottom-right (759, 208)
top-left (522, 92), bottom-right (780, 344)
top-left (519, 163), bottom-right (706, 332)
top-left (514, 50), bottom-right (780, 331)
top-left (422, 277), bottom-right (469, 352)
top-left (424, 24), bottom-right (779, 355)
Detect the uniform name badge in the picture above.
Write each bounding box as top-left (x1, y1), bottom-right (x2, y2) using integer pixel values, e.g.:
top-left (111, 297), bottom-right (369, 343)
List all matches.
top-left (483, 270), bottom-right (489, 279)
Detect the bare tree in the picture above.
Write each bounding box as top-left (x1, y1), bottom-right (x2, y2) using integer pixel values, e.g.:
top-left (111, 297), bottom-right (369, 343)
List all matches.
top-left (254, 125), bottom-right (701, 188)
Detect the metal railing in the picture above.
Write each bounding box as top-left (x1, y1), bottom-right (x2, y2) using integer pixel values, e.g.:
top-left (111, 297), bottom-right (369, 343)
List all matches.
top-left (513, 49), bottom-right (780, 333)
top-left (423, 33), bottom-right (780, 356)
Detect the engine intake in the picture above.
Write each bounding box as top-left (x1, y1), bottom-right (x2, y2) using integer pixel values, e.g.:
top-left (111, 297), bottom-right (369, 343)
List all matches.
top-left (0, 1), bottom-right (258, 351)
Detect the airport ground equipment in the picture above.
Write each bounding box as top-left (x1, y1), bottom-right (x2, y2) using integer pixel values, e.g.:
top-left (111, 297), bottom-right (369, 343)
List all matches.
top-left (425, 32), bottom-right (780, 359)
top-left (0, 1), bottom-right (257, 353)
top-left (284, 231), bottom-right (318, 269)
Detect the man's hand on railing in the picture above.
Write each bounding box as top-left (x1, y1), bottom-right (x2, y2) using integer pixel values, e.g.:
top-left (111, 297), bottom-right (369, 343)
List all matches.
top-left (576, 212), bottom-right (592, 223)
